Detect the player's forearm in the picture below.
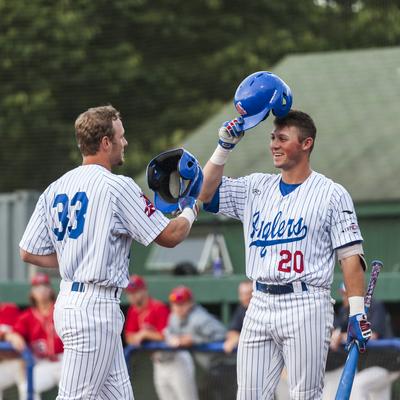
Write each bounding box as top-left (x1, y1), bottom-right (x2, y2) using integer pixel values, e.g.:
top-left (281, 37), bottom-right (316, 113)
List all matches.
top-left (340, 254), bottom-right (366, 298)
top-left (155, 218), bottom-right (191, 248)
top-left (20, 249), bottom-right (59, 268)
top-left (199, 161), bottom-right (224, 203)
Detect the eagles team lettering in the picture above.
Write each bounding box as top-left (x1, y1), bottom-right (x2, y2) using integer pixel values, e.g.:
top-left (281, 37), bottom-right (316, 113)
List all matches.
top-left (249, 210), bottom-right (308, 257)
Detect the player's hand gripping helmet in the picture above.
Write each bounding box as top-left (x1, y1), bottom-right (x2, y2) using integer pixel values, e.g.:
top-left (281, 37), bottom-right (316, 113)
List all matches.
top-left (234, 71), bottom-right (293, 130)
top-left (147, 148), bottom-right (203, 214)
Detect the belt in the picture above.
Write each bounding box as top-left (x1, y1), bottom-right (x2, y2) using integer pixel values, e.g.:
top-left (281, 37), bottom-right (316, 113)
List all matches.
top-left (66, 281), bottom-right (121, 299)
top-left (71, 282), bottom-right (85, 292)
top-left (256, 281), bottom-right (308, 295)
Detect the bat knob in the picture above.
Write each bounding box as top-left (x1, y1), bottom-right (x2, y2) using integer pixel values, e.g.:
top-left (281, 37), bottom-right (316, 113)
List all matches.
top-left (371, 260), bottom-right (383, 268)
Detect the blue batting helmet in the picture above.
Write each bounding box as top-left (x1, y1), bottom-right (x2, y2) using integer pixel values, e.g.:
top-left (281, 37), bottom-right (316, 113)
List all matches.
top-left (234, 71), bottom-right (293, 130)
top-left (147, 148), bottom-right (203, 214)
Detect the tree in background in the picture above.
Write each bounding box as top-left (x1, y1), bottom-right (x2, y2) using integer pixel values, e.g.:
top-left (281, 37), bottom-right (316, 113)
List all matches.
top-left (1, 0), bottom-right (399, 191)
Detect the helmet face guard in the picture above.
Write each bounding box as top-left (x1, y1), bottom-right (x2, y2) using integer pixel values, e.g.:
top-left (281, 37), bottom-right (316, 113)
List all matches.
top-left (147, 148), bottom-right (202, 213)
top-left (234, 71), bottom-right (293, 130)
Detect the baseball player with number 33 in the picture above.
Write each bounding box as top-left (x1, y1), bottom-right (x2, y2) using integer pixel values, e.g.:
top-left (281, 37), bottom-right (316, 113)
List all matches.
top-left (199, 72), bottom-right (372, 399)
top-left (19, 105), bottom-right (202, 399)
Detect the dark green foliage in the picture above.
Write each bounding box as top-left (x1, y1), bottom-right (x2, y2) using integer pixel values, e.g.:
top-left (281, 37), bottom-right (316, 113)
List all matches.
top-left (1, 0), bottom-right (399, 191)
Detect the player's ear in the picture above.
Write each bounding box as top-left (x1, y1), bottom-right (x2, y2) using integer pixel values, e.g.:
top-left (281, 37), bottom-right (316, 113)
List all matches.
top-left (302, 137), bottom-right (313, 152)
top-left (100, 135), bottom-right (111, 151)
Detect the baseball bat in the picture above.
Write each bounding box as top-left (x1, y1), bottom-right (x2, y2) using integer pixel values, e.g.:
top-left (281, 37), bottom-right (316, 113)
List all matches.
top-left (335, 260), bottom-right (383, 400)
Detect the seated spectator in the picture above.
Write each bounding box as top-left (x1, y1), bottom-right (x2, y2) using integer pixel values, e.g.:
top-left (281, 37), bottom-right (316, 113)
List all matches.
top-left (164, 286), bottom-right (227, 400)
top-left (0, 302), bottom-right (24, 400)
top-left (323, 282), bottom-right (399, 400)
top-left (124, 275), bottom-right (169, 346)
top-left (5, 273), bottom-right (63, 400)
top-left (124, 275), bottom-right (206, 400)
top-left (223, 280), bottom-right (252, 354)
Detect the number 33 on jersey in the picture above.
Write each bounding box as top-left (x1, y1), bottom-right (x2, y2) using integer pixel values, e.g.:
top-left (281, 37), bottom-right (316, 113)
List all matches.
top-left (52, 192), bottom-right (89, 240)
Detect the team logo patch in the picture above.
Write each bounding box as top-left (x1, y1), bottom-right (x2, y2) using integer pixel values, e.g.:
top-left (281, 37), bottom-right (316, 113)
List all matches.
top-left (141, 193), bottom-right (156, 217)
top-left (235, 101), bottom-right (247, 115)
top-left (342, 222), bottom-right (359, 233)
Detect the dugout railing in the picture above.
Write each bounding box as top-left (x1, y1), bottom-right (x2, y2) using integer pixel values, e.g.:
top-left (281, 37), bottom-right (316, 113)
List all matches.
top-left (125, 339), bottom-right (400, 400)
top-left (1, 339), bottom-right (399, 399)
top-left (0, 341), bottom-right (34, 400)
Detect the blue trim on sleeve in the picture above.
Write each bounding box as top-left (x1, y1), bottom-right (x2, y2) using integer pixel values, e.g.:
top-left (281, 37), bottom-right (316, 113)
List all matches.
top-left (203, 185), bottom-right (221, 213)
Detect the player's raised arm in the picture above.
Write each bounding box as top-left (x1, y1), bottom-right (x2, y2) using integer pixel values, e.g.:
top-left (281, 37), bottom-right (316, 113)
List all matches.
top-left (199, 117), bottom-right (244, 203)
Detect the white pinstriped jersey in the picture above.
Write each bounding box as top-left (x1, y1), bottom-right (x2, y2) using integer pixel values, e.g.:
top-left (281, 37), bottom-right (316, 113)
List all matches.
top-left (20, 164), bottom-right (169, 288)
top-left (217, 171), bottom-right (362, 289)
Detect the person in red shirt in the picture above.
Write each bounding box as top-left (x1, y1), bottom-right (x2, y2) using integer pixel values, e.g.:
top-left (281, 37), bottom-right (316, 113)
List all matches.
top-left (6, 273), bottom-right (63, 400)
top-left (124, 275), bottom-right (180, 399)
top-left (0, 302), bottom-right (24, 400)
top-left (124, 275), bottom-right (170, 346)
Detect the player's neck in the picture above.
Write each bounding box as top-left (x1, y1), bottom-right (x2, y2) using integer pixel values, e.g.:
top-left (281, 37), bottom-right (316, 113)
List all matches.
top-left (82, 155), bottom-right (112, 171)
top-left (281, 164), bottom-right (312, 184)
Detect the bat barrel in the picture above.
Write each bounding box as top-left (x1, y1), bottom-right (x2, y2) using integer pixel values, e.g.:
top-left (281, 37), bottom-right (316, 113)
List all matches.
top-left (365, 260), bottom-right (383, 309)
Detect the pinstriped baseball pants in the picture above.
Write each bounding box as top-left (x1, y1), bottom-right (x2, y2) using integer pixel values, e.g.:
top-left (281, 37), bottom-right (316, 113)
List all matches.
top-left (54, 284), bottom-right (134, 400)
top-left (237, 288), bottom-right (334, 400)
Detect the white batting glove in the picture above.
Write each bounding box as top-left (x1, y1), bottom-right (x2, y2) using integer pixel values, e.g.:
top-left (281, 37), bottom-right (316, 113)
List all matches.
top-left (210, 117), bottom-right (245, 166)
top-left (218, 117), bottom-right (245, 150)
top-left (174, 196), bottom-right (199, 226)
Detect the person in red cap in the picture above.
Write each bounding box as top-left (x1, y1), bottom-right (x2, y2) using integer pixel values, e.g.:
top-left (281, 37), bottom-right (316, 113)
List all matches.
top-left (0, 302), bottom-right (24, 400)
top-left (124, 275), bottom-right (169, 346)
top-left (5, 273), bottom-right (63, 399)
top-left (124, 274), bottom-right (178, 400)
top-left (156, 285), bottom-right (227, 400)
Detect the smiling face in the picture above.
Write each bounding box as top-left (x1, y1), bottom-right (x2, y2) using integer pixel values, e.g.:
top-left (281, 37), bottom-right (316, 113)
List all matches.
top-left (269, 125), bottom-right (313, 172)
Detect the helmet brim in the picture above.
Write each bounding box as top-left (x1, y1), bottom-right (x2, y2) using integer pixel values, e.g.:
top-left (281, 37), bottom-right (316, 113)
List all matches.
top-left (242, 108), bottom-right (271, 131)
top-left (154, 192), bottom-right (179, 213)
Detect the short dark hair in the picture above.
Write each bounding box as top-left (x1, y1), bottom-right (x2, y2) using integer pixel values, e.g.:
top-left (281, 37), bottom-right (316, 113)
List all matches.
top-left (273, 110), bottom-right (317, 152)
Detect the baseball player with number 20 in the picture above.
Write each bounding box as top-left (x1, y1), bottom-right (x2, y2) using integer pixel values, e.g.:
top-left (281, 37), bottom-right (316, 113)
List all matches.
top-left (19, 105), bottom-right (202, 400)
top-left (199, 71), bottom-right (372, 399)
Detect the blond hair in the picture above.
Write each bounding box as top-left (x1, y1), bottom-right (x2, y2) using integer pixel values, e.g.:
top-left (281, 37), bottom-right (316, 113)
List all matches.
top-left (75, 105), bottom-right (121, 156)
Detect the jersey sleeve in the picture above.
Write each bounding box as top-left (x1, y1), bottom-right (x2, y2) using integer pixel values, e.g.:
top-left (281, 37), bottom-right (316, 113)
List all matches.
top-left (112, 177), bottom-right (170, 246)
top-left (328, 184), bottom-right (363, 249)
top-left (209, 176), bottom-right (249, 221)
top-left (19, 194), bottom-right (55, 255)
